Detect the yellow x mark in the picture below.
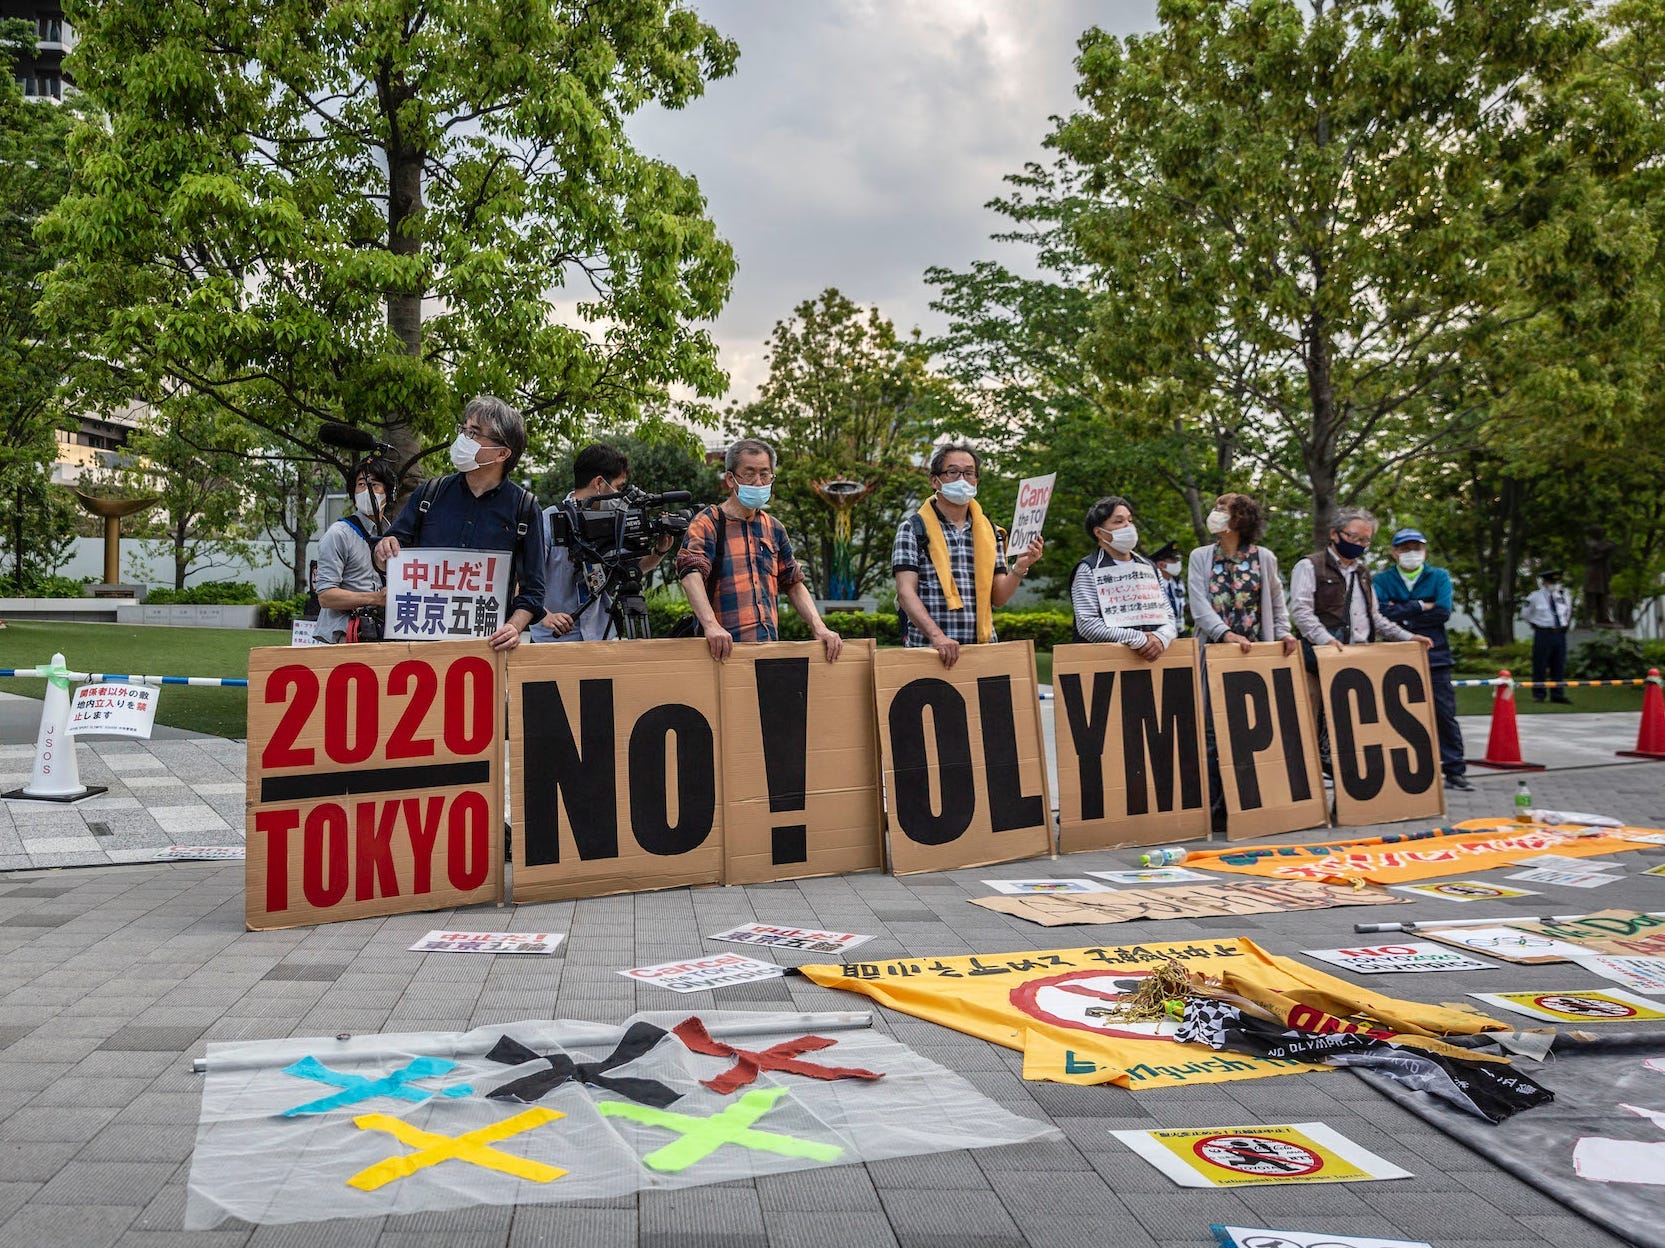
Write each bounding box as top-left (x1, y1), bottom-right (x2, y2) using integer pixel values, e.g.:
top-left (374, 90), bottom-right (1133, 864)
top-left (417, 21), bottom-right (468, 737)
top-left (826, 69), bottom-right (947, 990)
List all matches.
top-left (348, 1107), bottom-right (567, 1191)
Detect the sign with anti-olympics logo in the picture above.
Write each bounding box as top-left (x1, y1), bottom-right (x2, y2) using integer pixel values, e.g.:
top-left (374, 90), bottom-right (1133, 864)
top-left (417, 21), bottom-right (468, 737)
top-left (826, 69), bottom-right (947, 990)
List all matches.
top-left (1469, 988), bottom-right (1665, 1023)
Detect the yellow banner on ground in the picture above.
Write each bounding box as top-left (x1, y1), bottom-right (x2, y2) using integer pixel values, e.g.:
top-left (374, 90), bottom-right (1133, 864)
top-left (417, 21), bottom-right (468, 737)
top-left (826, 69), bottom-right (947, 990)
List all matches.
top-left (799, 938), bottom-right (1500, 1089)
top-left (1183, 818), bottom-right (1656, 885)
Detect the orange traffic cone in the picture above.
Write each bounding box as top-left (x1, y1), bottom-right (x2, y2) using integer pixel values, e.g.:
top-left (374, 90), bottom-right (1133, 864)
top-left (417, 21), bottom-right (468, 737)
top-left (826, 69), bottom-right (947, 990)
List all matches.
top-left (1617, 669), bottom-right (1665, 761)
top-left (1467, 669), bottom-right (1545, 771)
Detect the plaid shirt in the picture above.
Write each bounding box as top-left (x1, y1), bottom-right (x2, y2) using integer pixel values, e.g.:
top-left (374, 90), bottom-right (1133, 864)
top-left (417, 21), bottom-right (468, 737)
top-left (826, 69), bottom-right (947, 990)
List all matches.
top-left (891, 504), bottom-right (1008, 647)
top-left (675, 504), bottom-right (805, 642)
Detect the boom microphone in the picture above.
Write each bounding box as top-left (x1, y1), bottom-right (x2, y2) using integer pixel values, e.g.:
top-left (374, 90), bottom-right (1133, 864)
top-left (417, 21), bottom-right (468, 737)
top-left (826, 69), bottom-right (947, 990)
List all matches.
top-left (318, 422), bottom-right (381, 453)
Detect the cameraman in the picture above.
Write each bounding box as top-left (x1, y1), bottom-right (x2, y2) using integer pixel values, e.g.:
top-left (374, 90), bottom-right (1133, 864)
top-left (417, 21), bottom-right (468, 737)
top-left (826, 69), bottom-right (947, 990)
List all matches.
top-left (531, 443), bottom-right (675, 643)
top-left (314, 459), bottom-right (396, 643)
top-left (374, 395), bottom-right (546, 652)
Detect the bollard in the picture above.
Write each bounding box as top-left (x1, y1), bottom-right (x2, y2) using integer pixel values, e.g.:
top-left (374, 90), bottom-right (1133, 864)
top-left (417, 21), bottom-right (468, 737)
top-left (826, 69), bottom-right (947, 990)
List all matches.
top-left (2, 653), bottom-right (107, 803)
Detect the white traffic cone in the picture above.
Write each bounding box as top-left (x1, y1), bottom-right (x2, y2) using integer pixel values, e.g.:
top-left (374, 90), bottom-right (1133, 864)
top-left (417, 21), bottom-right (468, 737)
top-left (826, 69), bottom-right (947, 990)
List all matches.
top-left (3, 653), bottom-right (106, 803)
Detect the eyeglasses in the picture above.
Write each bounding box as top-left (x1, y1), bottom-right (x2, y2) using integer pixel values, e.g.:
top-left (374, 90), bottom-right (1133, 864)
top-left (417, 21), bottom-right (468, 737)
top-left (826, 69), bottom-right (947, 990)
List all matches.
top-left (935, 468), bottom-right (978, 482)
top-left (731, 468), bottom-right (775, 484)
top-left (456, 423), bottom-right (505, 449)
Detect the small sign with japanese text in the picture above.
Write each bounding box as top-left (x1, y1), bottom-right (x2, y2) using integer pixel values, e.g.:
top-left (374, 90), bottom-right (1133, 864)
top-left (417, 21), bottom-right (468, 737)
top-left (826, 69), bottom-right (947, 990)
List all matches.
top-left (408, 930), bottom-right (564, 955)
top-left (68, 681), bottom-right (158, 739)
top-left (385, 547), bottom-right (511, 641)
top-left (620, 952), bottom-right (786, 993)
top-left (707, 923), bottom-right (874, 954)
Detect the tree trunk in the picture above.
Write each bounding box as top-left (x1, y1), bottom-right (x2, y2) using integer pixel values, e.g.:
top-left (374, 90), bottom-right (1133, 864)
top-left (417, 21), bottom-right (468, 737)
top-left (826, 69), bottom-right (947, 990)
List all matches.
top-left (381, 66), bottom-right (426, 481)
top-left (13, 485), bottom-right (23, 590)
top-left (1303, 313), bottom-right (1338, 552)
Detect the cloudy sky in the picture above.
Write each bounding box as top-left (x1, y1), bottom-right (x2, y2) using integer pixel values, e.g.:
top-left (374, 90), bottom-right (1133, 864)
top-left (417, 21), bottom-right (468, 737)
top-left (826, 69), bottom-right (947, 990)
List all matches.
top-left (626, 1), bottom-right (1161, 407)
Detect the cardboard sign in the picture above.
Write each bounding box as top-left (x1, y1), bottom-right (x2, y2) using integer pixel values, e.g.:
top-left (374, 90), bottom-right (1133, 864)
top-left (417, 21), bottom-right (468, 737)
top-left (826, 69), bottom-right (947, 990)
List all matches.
top-left (1314, 643), bottom-right (1444, 827)
top-left (1415, 926), bottom-right (1594, 964)
top-left (970, 879), bottom-right (1403, 927)
top-left (1007, 472), bottom-right (1055, 553)
top-left (707, 924), bottom-right (874, 954)
top-left (717, 640), bottom-right (883, 884)
top-left (509, 640), bottom-right (723, 903)
top-left (1112, 1122), bottom-right (1411, 1187)
top-left (408, 930), bottom-right (564, 954)
top-left (872, 642), bottom-right (1052, 873)
top-left (619, 953), bottom-right (785, 993)
top-left (1391, 880), bottom-right (1539, 902)
top-left (68, 681), bottom-right (158, 738)
top-left (1300, 943), bottom-right (1495, 975)
top-left (1472, 910), bottom-right (1665, 959)
top-left (385, 546), bottom-right (511, 641)
top-left (1470, 988), bottom-right (1665, 1023)
top-left (1204, 643), bottom-right (1327, 840)
top-left (1052, 640), bottom-right (1207, 852)
top-left (245, 642), bottom-right (504, 930)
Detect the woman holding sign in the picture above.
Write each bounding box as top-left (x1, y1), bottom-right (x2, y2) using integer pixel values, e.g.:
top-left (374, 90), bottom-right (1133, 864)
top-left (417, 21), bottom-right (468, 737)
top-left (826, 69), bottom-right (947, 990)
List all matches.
top-left (1069, 497), bottom-right (1177, 657)
top-left (1187, 492), bottom-right (1299, 655)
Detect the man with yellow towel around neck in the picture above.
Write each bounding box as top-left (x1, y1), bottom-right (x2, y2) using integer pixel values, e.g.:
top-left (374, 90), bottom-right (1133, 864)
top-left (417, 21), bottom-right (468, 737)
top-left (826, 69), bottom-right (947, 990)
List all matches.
top-left (892, 444), bottom-right (1044, 670)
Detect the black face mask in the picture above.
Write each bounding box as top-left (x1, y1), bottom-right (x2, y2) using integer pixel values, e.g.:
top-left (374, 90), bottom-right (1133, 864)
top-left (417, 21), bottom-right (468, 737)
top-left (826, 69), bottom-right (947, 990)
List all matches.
top-left (1333, 536), bottom-right (1368, 561)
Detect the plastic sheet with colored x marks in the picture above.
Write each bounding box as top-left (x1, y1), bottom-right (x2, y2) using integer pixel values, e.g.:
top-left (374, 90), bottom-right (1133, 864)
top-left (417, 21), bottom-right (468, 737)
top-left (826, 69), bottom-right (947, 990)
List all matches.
top-left (183, 1010), bottom-right (1059, 1228)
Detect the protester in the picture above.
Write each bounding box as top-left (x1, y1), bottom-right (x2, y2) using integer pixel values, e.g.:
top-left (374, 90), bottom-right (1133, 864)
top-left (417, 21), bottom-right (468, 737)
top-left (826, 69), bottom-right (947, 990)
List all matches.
top-left (1288, 507), bottom-right (1431, 655)
top-left (530, 443), bottom-right (673, 643)
top-left (314, 458), bottom-right (396, 644)
top-left (1186, 493), bottom-right (1297, 655)
top-left (892, 444), bottom-right (1043, 669)
top-left (675, 437), bottom-right (842, 663)
top-left (1069, 496), bottom-right (1177, 657)
top-left (374, 395), bottom-right (546, 652)
top-left (1374, 528), bottom-right (1470, 790)
top-left (1521, 569), bottom-right (1575, 704)
top-left (1150, 541), bottom-right (1189, 637)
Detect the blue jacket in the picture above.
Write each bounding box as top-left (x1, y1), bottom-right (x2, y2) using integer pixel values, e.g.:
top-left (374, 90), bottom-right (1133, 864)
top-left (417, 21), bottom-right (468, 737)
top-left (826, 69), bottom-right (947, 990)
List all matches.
top-left (1372, 564), bottom-right (1453, 668)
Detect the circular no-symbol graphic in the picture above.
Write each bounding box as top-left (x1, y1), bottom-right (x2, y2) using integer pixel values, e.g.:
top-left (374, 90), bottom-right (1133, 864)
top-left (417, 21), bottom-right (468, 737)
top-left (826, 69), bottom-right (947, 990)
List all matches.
top-left (1009, 969), bottom-right (1173, 1040)
top-left (1192, 1132), bottom-right (1323, 1177)
top-left (1435, 883), bottom-right (1506, 898)
top-left (1534, 994), bottom-right (1636, 1019)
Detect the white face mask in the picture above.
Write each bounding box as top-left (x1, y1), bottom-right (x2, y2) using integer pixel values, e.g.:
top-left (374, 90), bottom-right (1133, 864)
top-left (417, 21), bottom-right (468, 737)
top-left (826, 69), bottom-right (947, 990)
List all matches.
top-left (354, 489), bottom-right (383, 519)
top-left (1103, 523), bottom-right (1137, 553)
top-left (1206, 509), bottom-right (1230, 535)
top-left (1397, 550), bottom-right (1426, 573)
top-left (938, 479), bottom-right (977, 505)
top-left (1161, 560), bottom-right (1182, 577)
top-left (449, 433), bottom-right (483, 472)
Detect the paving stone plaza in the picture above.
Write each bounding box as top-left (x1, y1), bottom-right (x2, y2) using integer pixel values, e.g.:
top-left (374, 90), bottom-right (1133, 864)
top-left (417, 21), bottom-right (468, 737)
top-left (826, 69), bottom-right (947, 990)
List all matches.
top-left (2, 700), bottom-right (1662, 1247)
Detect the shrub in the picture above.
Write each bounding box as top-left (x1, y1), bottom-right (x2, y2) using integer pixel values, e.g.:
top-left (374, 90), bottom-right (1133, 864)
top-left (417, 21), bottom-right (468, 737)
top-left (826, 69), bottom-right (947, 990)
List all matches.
top-left (992, 610), bottom-right (1075, 650)
top-left (146, 581), bottom-right (261, 605)
top-left (1571, 631), bottom-right (1646, 680)
top-left (0, 573), bottom-right (90, 598)
top-left (259, 596), bottom-right (307, 629)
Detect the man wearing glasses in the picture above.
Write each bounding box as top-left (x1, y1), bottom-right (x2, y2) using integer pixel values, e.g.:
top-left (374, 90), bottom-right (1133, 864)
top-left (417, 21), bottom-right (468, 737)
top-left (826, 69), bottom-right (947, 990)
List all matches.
top-left (374, 395), bottom-right (547, 651)
top-left (892, 444), bottom-right (1044, 669)
top-left (676, 437), bottom-right (843, 663)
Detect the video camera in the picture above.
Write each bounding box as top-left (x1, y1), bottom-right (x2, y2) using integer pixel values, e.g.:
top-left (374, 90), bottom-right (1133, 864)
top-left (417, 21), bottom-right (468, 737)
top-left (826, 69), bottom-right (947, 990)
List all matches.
top-left (547, 485), bottom-right (693, 566)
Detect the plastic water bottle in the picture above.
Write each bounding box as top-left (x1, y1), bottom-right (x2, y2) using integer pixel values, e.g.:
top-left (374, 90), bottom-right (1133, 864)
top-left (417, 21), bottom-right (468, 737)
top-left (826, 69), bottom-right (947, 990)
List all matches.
top-left (1514, 780), bottom-right (1533, 823)
top-left (1138, 847), bottom-right (1188, 867)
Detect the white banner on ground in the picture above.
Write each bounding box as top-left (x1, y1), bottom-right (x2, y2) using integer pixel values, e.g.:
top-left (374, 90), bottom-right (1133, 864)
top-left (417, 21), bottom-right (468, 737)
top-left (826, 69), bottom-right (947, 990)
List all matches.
top-left (1007, 473), bottom-right (1056, 553)
top-left (385, 547), bottom-right (512, 641)
top-left (1570, 955), bottom-right (1665, 994)
top-left (981, 879), bottom-right (1115, 895)
top-left (1301, 943), bottom-right (1496, 975)
top-left (408, 931), bottom-right (565, 955)
top-left (68, 681), bottom-right (158, 738)
top-left (707, 925), bottom-right (874, 954)
top-left (619, 953), bottom-right (785, 993)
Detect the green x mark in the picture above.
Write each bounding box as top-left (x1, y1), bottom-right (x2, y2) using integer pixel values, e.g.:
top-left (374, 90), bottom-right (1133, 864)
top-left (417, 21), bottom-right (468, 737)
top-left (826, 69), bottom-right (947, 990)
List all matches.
top-left (597, 1086), bottom-right (843, 1172)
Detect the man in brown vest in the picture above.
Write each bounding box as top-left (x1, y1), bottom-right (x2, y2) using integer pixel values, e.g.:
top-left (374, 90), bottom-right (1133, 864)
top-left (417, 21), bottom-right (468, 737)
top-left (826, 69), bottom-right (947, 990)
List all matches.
top-left (1288, 507), bottom-right (1432, 778)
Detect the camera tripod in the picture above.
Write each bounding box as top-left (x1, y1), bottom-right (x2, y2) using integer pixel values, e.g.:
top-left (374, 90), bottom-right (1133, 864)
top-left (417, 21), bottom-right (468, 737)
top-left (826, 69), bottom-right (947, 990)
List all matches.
top-left (571, 559), bottom-right (655, 640)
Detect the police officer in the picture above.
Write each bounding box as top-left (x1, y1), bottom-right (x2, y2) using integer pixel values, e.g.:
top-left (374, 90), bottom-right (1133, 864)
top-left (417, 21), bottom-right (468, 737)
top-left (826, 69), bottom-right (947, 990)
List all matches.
top-left (1521, 570), bottom-right (1574, 704)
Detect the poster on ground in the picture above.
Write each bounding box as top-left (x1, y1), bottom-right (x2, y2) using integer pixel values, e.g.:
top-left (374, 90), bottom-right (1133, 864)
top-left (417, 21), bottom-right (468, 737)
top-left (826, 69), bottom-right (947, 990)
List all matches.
top-left (245, 642), bottom-right (505, 930)
top-left (1300, 943), bottom-right (1495, 975)
top-left (717, 641), bottom-right (883, 884)
top-left (1470, 988), bottom-right (1665, 1024)
top-left (872, 642), bottom-right (1052, 873)
top-left (508, 640), bottom-right (723, 903)
top-left (1113, 1122), bottom-right (1411, 1187)
top-left (1052, 640), bottom-right (1208, 852)
top-left (619, 954), bottom-right (785, 993)
top-left (1204, 642), bottom-right (1328, 840)
top-left (1314, 643), bottom-right (1444, 827)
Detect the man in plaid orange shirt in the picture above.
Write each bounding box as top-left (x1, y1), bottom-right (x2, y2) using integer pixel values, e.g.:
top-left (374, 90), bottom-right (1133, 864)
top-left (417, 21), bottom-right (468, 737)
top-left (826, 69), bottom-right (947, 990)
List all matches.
top-left (676, 438), bottom-right (843, 663)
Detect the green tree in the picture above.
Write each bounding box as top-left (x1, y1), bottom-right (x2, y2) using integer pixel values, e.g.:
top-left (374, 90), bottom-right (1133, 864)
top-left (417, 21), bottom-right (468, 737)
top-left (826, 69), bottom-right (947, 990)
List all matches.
top-left (726, 290), bottom-right (943, 600)
top-left (250, 448), bottom-right (334, 595)
top-left (39, 0), bottom-right (740, 488)
top-left (944, 0), bottom-right (1654, 554)
top-left (0, 18), bottom-right (80, 590)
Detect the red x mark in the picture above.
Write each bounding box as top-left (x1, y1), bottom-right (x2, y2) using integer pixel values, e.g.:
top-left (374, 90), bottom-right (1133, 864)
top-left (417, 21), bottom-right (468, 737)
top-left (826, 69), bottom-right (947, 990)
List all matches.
top-left (672, 1017), bottom-right (885, 1095)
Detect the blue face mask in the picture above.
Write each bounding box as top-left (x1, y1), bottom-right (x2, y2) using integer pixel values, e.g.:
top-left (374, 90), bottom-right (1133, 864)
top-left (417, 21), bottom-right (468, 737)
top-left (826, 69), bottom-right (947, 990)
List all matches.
top-left (938, 479), bottom-right (977, 505)
top-left (736, 482), bottom-right (771, 510)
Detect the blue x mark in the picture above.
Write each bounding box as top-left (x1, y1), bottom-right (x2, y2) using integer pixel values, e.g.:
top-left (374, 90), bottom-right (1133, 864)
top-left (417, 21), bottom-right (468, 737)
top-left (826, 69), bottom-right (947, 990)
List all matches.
top-left (279, 1055), bottom-right (475, 1117)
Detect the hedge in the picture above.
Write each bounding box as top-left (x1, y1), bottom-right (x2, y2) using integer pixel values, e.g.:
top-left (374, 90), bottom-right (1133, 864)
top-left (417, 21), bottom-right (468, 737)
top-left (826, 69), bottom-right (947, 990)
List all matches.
top-left (640, 600), bottom-right (1076, 648)
top-left (145, 581), bottom-right (261, 605)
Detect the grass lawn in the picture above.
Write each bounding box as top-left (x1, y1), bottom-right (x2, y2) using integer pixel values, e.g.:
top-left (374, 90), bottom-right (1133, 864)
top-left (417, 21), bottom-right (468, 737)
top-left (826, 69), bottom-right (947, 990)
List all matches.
top-left (0, 620), bottom-right (284, 737)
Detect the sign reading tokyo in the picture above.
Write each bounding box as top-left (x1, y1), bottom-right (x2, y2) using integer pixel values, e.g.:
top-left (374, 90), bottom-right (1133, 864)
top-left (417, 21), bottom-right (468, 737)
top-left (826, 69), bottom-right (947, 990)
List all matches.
top-left (245, 642), bottom-right (505, 930)
top-left (1315, 643), bottom-right (1443, 826)
top-left (385, 547), bottom-right (511, 641)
